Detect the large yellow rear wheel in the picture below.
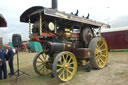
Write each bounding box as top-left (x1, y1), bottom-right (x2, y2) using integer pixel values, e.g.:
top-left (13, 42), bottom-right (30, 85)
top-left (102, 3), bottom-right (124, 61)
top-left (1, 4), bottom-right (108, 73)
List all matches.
top-left (53, 51), bottom-right (77, 82)
top-left (89, 37), bottom-right (108, 69)
top-left (33, 52), bottom-right (52, 75)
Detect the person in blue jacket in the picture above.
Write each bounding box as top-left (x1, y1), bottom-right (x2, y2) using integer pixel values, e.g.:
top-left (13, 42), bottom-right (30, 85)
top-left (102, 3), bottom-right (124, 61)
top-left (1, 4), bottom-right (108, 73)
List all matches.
top-left (0, 51), bottom-right (7, 80)
top-left (6, 47), bottom-right (15, 76)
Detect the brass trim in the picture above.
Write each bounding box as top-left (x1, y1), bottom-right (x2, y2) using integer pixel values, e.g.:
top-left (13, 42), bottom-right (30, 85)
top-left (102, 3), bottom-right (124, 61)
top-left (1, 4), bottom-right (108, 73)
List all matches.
top-left (88, 52), bottom-right (91, 56)
top-left (82, 60), bottom-right (86, 66)
top-left (40, 14), bottom-right (42, 35)
top-left (65, 28), bottom-right (70, 32)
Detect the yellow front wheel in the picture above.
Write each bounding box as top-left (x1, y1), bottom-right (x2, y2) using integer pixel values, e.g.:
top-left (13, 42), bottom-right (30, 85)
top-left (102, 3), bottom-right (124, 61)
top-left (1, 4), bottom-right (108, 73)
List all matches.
top-left (53, 51), bottom-right (77, 82)
top-left (89, 37), bottom-right (108, 69)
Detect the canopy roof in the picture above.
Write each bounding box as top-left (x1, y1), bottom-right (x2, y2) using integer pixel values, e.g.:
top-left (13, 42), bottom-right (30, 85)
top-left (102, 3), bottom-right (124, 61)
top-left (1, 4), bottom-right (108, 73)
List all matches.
top-left (0, 14), bottom-right (7, 27)
top-left (20, 6), bottom-right (110, 28)
top-left (20, 6), bottom-right (44, 23)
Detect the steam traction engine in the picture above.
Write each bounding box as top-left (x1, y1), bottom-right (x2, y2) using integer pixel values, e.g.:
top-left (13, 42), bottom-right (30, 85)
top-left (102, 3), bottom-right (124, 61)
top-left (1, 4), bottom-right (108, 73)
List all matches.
top-left (20, 0), bottom-right (110, 82)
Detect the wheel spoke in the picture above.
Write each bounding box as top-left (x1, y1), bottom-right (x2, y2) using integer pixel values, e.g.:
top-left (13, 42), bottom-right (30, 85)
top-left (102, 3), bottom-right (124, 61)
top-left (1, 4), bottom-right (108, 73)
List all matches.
top-left (58, 57), bottom-right (63, 64)
top-left (42, 66), bottom-right (45, 74)
top-left (69, 62), bottom-right (74, 65)
top-left (99, 58), bottom-right (105, 64)
top-left (43, 53), bottom-right (49, 61)
top-left (57, 68), bottom-right (62, 72)
top-left (66, 69), bottom-right (68, 78)
top-left (68, 67), bottom-right (74, 69)
top-left (57, 64), bottom-right (63, 67)
top-left (41, 53), bottom-right (46, 61)
top-left (44, 66), bottom-right (48, 74)
top-left (59, 70), bottom-right (64, 79)
top-left (63, 55), bottom-right (66, 62)
top-left (102, 55), bottom-right (107, 58)
top-left (45, 55), bottom-right (49, 61)
top-left (99, 42), bottom-right (104, 48)
top-left (36, 63), bottom-right (43, 67)
top-left (39, 65), bottom-right (45, 72)
top-left (44, 53), bottom-right (47, 60)
top-left (38, 56), bottom-right (44, 62)
top-left (67, 69), bottom-right (72, 75)
top-left (101, 49), bottom-right (106, 52)
top-left (36, 61), bottom-right (42, 63)
top-left (62, 70), bottom-right (65, 79)
top-left (68, 57), bottom-right (72, 64)
top-left (97, 60), bottom-right (101, 66)
top-left (65, 54), bottom-right (68, 61)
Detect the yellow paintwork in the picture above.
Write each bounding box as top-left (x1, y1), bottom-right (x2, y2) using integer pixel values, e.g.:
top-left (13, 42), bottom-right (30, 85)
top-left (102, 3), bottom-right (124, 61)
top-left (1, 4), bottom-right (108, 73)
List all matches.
top-left (95, 38), bottom-right (108, 68)
top-left (56, 53), bottom-right (77, 81)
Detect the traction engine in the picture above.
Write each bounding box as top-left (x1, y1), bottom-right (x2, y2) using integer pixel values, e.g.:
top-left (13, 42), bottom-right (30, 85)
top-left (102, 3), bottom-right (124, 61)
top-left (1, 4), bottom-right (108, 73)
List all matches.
top-left (20, 0), bottom-right (110, 82)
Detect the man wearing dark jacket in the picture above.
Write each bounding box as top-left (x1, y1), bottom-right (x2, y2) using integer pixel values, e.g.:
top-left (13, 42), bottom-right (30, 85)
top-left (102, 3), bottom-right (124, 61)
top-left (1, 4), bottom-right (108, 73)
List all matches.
top-left (6, 48), bottom-right (15, 76)
top-left (0, 51), bottom-right (7, 80)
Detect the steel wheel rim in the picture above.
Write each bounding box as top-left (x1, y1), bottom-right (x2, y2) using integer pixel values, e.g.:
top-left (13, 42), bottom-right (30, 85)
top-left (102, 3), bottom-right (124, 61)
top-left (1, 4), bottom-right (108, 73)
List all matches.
top-left (36, 53), bottom-right (51, 75)
top-left (56, 53), bottom-right (77, 81)
top-left (95, 38), bottom-right (108, 68)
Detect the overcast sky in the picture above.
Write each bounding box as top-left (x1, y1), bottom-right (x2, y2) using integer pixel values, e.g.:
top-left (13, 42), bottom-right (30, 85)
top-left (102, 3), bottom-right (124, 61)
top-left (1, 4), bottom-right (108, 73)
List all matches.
top-left (0, 0), bottom-right (128, 44)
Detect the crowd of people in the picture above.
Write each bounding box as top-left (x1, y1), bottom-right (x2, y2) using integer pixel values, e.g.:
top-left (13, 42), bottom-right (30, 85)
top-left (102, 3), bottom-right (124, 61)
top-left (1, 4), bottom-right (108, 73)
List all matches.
top-left (0, 46), bottom-right (15, 80)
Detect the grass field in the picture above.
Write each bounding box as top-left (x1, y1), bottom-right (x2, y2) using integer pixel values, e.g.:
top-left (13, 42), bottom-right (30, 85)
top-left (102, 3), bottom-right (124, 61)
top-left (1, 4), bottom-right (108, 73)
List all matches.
top-left (0, 52), bottom-right (128, 85)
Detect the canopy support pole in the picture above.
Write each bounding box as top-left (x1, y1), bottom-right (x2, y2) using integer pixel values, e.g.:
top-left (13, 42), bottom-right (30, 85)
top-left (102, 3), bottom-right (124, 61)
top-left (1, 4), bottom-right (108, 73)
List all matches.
top-left (29, 17), bottom-right (31, 38)
top-left (54, 20), bottom-right (57, 33)
top-left (40, 14), bottom-right (42, 36)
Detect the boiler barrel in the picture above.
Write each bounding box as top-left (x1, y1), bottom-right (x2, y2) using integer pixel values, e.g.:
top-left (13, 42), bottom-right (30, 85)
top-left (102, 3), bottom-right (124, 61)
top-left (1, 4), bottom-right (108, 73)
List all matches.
top-left (49, 42), bottom-right (64, 53)
top-left (48, 42), bottom-right (81, 53)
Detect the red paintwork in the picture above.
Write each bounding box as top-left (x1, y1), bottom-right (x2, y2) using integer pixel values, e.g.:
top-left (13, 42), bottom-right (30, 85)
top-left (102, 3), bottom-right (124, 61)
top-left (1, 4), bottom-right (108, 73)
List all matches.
top-left (101, 30), bottom-right (128, 49)
top-left (71, 34), bottom-right (80, 38)
top-left (41, 33), bottom-right (56, 37)
top-left (30, 33), bottom-right (56, 42)
top-left (30, 36), bottom-right (40, 42)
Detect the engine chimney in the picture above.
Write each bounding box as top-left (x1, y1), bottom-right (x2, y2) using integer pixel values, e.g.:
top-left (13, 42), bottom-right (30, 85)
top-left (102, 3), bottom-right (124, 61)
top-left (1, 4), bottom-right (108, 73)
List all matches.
top-left (52, 0), bottom-right (57, 9)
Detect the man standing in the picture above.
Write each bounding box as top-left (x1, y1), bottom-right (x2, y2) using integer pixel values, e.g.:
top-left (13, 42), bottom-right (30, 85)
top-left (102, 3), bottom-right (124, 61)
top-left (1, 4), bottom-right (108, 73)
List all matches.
top-left (6, 47), bottom-right (15, 76)
top-left (0, 51), bottom-right (7, 80)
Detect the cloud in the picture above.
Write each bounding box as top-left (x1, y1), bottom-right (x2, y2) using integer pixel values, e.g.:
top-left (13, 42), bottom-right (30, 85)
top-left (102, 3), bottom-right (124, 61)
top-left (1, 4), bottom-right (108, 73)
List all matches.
top-left (110, 15), bottom-right (128, 28)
